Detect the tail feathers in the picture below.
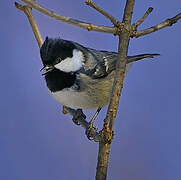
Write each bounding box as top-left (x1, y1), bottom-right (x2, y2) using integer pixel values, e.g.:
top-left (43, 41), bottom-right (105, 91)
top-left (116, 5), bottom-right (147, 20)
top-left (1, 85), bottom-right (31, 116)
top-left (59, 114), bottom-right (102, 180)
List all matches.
top-left (127, 54), bottom-right (160, 64)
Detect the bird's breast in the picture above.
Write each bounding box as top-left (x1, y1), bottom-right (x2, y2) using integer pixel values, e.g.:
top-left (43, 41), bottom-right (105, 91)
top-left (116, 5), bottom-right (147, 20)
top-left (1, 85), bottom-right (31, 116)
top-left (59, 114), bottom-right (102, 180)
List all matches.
top-left (50, 72), bottom-right (115, 109)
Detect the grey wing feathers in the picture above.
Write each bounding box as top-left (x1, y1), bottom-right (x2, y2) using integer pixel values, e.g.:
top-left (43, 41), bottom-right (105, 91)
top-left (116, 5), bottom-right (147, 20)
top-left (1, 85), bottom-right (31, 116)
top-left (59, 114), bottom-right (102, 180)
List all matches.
top-left (80, 45), bottom-right (160, 79)
top-left (84, 49), bottom-right (119, 78)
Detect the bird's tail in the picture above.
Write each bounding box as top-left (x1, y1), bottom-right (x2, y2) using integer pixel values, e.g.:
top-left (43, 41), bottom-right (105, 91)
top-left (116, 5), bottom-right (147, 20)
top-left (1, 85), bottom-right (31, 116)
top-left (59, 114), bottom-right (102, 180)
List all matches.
top-left (127, 53), bottom-right (160, 64)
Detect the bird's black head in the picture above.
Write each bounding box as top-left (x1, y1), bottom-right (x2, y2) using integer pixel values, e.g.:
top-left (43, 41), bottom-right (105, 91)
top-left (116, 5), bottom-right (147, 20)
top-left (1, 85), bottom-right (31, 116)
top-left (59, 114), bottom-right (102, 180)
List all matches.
top-left (40, 37), bottom-right (76, 66)
top-left (40, 37), bottom-right (82, 91)
top-left (40, 37), bottom-right (84, 74)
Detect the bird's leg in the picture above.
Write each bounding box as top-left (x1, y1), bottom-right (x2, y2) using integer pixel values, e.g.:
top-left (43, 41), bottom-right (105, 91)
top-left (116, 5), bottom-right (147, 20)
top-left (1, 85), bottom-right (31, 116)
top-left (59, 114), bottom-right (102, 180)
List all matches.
top-left (89, 107), bottom-right (102, 127)
top-left (86, 107), bottom-right (102, 140)
top-left (63, 106), bottom-right (101, 142)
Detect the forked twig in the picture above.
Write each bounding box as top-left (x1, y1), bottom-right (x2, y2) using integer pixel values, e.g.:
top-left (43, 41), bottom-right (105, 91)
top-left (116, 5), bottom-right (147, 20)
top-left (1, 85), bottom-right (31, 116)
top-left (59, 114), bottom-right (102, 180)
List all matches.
top-left (132, 7), bottom-right (153, 28)
top-left (21, 0), bottom-right (117, 34)
top-left (20, 0), bottom-right (181, 38)
top-left (86, 0), bottom-right (121, 27)
top-left (132, 12), bottom-right (181, 37)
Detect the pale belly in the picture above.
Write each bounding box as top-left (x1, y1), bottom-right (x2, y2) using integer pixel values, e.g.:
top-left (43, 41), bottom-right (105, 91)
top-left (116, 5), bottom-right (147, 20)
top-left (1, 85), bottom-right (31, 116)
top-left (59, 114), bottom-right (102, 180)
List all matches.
top-left (50, 88), bottom-right (110, 109)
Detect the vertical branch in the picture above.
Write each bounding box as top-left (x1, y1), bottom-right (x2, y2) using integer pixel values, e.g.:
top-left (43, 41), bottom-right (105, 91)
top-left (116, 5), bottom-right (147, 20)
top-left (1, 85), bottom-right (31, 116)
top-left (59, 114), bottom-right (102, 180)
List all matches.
top-left (96, 0), bottom-right (135, 179)
top-left (106, 0), bottom-right (135, 129)
top-left (96, 142), bottom-right (111, 180)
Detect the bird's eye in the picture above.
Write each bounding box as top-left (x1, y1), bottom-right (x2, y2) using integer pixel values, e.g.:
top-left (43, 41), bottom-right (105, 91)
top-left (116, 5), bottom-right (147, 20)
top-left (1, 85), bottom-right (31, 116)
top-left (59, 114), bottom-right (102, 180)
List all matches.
top-left (54, 57), bottom-right (61, 64)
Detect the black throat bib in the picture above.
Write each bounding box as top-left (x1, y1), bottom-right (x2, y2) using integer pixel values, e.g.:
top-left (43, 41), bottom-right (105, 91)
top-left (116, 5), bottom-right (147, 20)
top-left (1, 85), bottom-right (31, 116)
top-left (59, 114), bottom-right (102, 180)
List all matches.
top-left (45, 69), bottom-right (76, 92)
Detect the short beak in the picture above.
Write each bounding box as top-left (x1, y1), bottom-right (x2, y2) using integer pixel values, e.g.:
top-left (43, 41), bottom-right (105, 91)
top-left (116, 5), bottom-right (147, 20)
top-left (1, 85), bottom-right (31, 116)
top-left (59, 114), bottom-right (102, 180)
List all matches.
top-left (40, 65), bottom-right (54, 75)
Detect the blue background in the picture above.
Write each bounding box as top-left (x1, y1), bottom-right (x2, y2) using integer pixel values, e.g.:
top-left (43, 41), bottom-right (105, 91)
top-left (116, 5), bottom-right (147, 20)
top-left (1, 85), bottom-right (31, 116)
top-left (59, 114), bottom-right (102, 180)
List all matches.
top-left (1, 0), bottom-right (181, 179)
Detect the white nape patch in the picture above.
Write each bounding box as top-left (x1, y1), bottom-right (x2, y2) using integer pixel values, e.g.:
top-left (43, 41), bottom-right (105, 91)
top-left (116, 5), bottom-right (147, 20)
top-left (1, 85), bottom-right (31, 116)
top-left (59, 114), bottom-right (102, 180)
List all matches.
top-left (103, 57), bottom-right (109, 72)
top-left (54, 49), bottom-right (84, 72)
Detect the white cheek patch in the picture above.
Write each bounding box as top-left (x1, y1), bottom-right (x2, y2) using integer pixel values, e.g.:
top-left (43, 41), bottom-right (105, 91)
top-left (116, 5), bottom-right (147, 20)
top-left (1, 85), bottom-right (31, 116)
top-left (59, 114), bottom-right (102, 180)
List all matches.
top-left (54, 49), bottom-right (84, 72)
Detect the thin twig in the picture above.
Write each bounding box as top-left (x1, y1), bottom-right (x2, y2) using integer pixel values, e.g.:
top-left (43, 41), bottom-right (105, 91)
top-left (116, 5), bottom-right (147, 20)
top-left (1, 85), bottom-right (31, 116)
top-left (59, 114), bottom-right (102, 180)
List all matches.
top-left (85, 0), bottom-right (121, 27)
top-left (19, 0), bottom-right (181, 38)
top-left (132, 7), bottom-right (153, 28)
top-left (132, 12), bottom-right (181, 38)
top-left (96, 0), bottom-right (135, 179)
top-left (21, 0), bottom-right (117, 34)
top-left (15, 2), bottom-right (43, 47)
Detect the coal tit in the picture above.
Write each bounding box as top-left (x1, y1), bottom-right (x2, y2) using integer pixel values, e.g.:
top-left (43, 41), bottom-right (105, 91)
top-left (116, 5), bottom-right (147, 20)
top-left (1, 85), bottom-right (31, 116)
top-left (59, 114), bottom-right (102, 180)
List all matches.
top-left (40, 37), bottom-right (159, 114)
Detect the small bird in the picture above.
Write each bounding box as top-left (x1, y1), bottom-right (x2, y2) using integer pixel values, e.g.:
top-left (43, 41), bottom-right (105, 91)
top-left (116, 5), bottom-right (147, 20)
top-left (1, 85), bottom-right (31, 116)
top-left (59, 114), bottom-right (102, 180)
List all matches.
top-left (40, 37), bottom-right (159, 126)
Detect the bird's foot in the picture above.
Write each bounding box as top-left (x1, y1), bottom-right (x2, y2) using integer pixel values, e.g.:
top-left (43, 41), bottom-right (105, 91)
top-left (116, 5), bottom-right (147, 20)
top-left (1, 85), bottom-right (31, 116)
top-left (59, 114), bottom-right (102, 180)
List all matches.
top-left (85, 122), bottom-right (99, 141)
top-left (63, 106), bottom-right (86, 126)
top-left (72, 109), bottom-right (86, 125)
top-left (63, 106), bottom-right (100, 142)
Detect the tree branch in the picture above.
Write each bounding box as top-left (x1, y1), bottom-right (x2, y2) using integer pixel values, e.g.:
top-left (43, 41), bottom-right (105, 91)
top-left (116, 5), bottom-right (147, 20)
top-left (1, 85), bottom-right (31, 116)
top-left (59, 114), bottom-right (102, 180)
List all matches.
top-left (85, 0), bottom-right (121, 27)
top-left (15, 2), bottom-right (43, 47)
top-left (96, 0), bottom-right (135, 179)
top-left (19, 0), bottom-right (181, 38)
top-left (21, 0), bottom-right (117, 34)
top-left (132, 7), bottom-right (153, 28)
top-left (132, 12), bottom-right (181, 38)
